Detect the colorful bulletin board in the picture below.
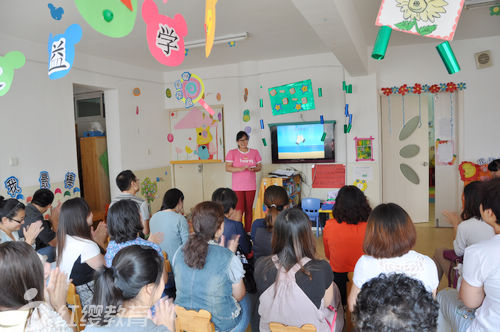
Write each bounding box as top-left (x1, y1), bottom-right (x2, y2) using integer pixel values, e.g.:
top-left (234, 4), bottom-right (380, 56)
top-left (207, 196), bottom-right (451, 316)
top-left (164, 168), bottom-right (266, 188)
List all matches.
top-left (268, 79), bottom-right (315, 116)
top-left (169, 105), bottom-right (225, 163)
top-left (354, 136), bottom-right (375, 161)
top-left (311, 164), bottom-right (345, 188)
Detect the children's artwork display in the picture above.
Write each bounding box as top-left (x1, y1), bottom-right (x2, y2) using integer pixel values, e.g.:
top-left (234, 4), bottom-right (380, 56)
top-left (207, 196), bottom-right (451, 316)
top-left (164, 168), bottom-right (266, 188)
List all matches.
top-left (436, 139), bottom-right (455, 165)
top-left (170, 106), bottom-right (225, 162)
top-left (268, 79), bottom-right (315, 116)
top-left (376, 0), bottom-right (465, 40)
top-left (0, 51), bottom-right (26, 96)
top-left (48, 24), bottom-right (82, 80)
top-left (354, 137), bottom-right (375, 161)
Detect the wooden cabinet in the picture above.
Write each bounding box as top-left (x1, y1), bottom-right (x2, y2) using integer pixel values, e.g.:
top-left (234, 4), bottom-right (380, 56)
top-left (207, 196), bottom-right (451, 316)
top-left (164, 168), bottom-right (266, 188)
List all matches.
top-left (80, 137), bottom-right (110, 216)
top-left (253, 175), bottom-right (301, 220)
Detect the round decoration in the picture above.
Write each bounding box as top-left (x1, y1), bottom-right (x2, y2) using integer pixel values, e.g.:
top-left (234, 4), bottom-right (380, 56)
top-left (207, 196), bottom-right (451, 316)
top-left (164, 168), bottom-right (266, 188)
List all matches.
top-left (132, 87), bottom-right (141, 96)
top-left (353, 179), bottom-right (367, 192)
top-left (244, 126), bottom-right (252, 134)
top-left (180, 73), bottom-right (205, 107)
top-left (167, 133), bottom-right (174, 143)
top-left (216, 92), bottom-right (221, 101)
top-left (165, 88), bottom-right (172, 98)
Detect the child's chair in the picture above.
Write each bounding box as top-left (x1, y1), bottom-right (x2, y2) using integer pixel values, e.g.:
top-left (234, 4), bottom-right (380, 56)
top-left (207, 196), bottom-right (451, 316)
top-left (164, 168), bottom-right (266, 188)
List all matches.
top-left (67, 282), bottom-right (84, 331)
top-left (301, 198), bottom-right (322, 237)
top-left (175, 306), bottom-right (215, 332)
top-left (269, 322), bottom-right (317, 332)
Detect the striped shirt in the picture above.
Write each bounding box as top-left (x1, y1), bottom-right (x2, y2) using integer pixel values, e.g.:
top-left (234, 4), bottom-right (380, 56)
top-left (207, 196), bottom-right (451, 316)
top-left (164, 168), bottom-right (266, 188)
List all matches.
top-left (110, 193), bottom-right (150, 221)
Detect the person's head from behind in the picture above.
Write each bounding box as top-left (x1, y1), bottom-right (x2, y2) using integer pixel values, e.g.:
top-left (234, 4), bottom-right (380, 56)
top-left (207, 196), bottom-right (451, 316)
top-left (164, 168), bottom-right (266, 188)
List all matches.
top-left (0, 196), bottom-right (25, 232)
top-left (160, 188), bottom-right (184, 213)
top-left (461, 181), bottom-right (482, 221)
top-left (479, 178), bottom-right (500, 230)
top-left (212, 187), bottom-right (237, 216)
top-left (332, 185), bottom-right (371, 224)
top-left (264, 185), bottom-right (289, 230)
top-left (31, 189), bottom-right (54, 212)
top-left (107, 199), bottom-right (143, 244)
top-left (182, 201), bottom-right (224, 269)
top-left (488, 159), bottom-right (500, 178)
top-left (92, 245), bottom-right (164, 325)
top-left (57, 198), bottom-right (92, 265)
top-left (116, 170), bottom-right (139, 193)
top-left (363, 203), bottom-right (416, 259)
top-left (272, 208), bottom-right (316, 271)
top-left (0, 241), bottom-right (45, 309)
top-left (353, 273), bottom-right (438, 332)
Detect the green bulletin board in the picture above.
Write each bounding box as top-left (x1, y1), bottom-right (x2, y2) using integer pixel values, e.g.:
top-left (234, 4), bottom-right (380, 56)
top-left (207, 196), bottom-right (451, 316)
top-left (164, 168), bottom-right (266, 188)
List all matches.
top-left (268, 79), bottom-right (315, 116)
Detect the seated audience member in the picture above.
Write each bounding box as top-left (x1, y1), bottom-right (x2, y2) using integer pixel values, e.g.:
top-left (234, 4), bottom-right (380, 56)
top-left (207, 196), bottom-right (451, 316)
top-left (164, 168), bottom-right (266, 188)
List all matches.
top-left (323, 185), bottom-right (371, 305)
top-left (150, 188), bottom-right (189, 261)
top-left (354, 273), bottom-right (439, 332)
top-left (437, 178), bottom-right (500, 332)
top-left (85, 245), bottom-right (175, 331)
top-left (212, 187), bottom-right (251, 256)
top-left (251, 185), bottom-right (289, 260)
top-left (172, 201), bottom-right (249, 332)
top-left (433, 181), bottom-right (494, 283)
top-left (57, 198), bottom-right (107, 306)
top-left (105, 199), bottom-right (163, 267)
top-left (20, 189), bottom-right (59, 262)
top-left (0, 196), bottom-right (43, 246)
top-left (110, 170), bottom-right (151, 235)
top-left (255, 208), bottom-right (343, 332)
top-left (488, 159), bottom-right (500, 178)
top-left (0, 241), bottom-right (72, 330)
top-left (348, 203), bottom-right (439, 312)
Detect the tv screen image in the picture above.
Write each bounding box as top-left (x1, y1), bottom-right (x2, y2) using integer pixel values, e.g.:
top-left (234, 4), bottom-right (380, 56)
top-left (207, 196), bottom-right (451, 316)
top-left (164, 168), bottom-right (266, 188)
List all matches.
top-left (270, 121), bottom-right (335, 164)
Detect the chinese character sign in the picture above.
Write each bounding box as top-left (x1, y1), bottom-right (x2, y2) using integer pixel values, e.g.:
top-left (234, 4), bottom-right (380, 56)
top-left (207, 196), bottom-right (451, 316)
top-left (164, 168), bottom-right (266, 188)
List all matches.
top-left (4, 176), bottom-right (21, 198)
top-left (142, 0), bottom-right (187, 67)
top-left (64, 172), bottom-right (76, 190)
top-left (48, 24), bottom-right (82, 80)
top-left (0, 51), bottom-right (26, 97)
top-left (39, 171), bottom-right (51, 189)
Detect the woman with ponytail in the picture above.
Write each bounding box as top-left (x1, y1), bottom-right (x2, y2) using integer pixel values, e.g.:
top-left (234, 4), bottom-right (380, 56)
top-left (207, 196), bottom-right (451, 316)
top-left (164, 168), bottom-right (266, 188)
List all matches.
top-left (172, 201), bottom-right (250, 332)
top-left (85, 245), bottom-right (175, 331)
top-left (250, 186), bottom-right (289, 260)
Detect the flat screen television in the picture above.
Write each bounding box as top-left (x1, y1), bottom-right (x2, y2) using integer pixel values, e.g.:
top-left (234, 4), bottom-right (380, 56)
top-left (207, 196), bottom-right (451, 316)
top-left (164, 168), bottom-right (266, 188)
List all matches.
top-left (269, 121), bottom-right (335, 164)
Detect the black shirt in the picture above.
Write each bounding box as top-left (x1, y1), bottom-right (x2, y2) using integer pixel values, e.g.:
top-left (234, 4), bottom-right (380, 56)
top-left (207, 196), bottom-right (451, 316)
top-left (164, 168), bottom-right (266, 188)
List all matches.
top-left (21, 203), bottom-right (56, 250)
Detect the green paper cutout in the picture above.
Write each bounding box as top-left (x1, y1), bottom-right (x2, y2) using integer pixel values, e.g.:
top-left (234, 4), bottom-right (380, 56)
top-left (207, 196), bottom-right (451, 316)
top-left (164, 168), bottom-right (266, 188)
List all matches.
top-left (0, 51), bottom-right (26, 97)
top-left (395, 20), bottom-right (415, 31)
top-left (416, 24), bottom-right (437, 36)
top-left (99, 151), bottom-right (109, 177)
top-left (321, 132), bottom-right (326, 142)
top-left (75, 0), bottom-right (138, 38)
top-left (269, 79), bottom-right (315, 116)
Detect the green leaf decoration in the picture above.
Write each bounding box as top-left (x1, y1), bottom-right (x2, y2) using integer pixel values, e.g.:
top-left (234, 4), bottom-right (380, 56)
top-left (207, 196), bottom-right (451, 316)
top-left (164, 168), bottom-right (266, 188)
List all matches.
top-left (395, 20), bottom-right (415, 31)
top-left (417, 24), bottom-right (437, 36)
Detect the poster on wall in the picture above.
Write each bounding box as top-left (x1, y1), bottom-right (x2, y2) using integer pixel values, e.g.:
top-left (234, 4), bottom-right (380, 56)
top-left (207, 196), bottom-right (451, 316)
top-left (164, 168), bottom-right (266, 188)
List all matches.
top-left (268, 79), bottom-right (315, 116)
top-left (169, 106), bottom-right (225, 162)
top-left (436, 139), bottom-right (455, 165)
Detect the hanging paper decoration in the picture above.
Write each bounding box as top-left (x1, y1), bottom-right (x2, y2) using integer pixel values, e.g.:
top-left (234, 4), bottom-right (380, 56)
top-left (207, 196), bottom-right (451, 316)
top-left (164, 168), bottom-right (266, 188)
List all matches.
top-left (174, 72), bottom-right (214, 115)
top-left (216, 92), bottom-right (221, 101)
top-left (142, 0), bottom-right (187, 67)
top-left (459, 161), bottom-right (492, 185)
top-left (166, 88), bottom-right (171, 98)
top-left (48, 3), bottom-right (64, 20)
top-left (342, 81), bottom-right (352, 93)
top-left (353, 179), bottom-right (368, 192)
top-left (491, 5), bottom-right (500, 15)
top-left (4, 176), bottom-right (22, 198)
top-left (39, 171), bottom-right (50, 189)
top-left (64, 190), bottom-right (71, 197)
top-left (0, 51), bottom-right (25, 97)
top-left (436, 139), bottom-right (456, 165)
top-left (228, 41), bottom-right (236, 47)
top-left (375, 0), bottom-right (465, 40)
top-left (132, 87), bottom-right (141, 96)
top-left (48, 24), bottom-right (82, 80)
top-left (372, 26), bottom-right (392, 60)
top-left (167, 133), bottom-right (174, 142)
top-left (64, 171), bottom-right (76, 189)
top-left (268, 79), bottom-right (315, 116)
top-left (344, 104), bottom-right (353, 134)
top-left (140, 177), bottom-right (157, 204)
top-left (354, 137), bottom-right (375, 161)
top-left (436, 41), bottom-right (461, 74)
top-left (73, 187), bottom-right (80, 194)
top-left (205, 0), bottom-right (218, 57)
top-left (244, 126), bottom-right (252, 134)
top-left (74, 0), bottom-right (137, 38)
top-left (243, 109), bottom-right (250, 122)
top-left (380, 82), bottom-right (466, 95)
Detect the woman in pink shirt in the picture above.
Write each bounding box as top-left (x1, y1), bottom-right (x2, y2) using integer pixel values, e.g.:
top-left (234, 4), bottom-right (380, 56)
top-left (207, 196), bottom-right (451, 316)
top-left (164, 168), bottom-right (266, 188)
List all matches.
top-left (225, 131), bottom-right (262, 233)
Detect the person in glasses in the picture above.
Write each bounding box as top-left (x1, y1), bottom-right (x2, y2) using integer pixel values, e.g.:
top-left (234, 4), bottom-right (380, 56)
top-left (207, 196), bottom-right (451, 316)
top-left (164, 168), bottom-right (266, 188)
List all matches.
top-left (0, 196), bottom-right (43, 245)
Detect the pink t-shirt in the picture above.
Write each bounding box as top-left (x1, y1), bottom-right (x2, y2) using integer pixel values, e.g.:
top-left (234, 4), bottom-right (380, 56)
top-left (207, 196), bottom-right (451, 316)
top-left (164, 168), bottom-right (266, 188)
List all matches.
top-left (226, 148), bottom-right (262, 191)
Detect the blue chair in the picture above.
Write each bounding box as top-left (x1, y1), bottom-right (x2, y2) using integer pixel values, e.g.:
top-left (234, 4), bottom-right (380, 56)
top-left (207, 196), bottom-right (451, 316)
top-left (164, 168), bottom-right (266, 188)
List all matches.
top-left (301, 198), bottom-right (322, 237)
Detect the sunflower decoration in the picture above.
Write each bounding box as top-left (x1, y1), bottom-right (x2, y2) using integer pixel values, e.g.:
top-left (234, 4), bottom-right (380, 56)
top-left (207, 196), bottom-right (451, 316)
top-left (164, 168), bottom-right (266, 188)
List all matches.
top-left (395, 0), bottom-right (448, 36)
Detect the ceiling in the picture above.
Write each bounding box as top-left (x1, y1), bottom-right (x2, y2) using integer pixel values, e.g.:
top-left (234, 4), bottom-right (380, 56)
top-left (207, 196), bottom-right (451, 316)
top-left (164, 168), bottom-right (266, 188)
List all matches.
top-left (0, 0), bottom-right (499, 73)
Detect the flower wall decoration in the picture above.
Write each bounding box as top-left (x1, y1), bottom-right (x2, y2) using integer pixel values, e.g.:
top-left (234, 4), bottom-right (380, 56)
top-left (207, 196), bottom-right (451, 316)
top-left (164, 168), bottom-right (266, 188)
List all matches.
top-left (380, 82), bottom-right (466, 95)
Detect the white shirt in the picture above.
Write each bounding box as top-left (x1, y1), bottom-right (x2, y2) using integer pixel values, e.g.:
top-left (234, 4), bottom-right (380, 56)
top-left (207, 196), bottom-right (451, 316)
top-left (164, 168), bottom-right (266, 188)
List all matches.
top-left (58, 235), bottom-right (100, 277)
top-left (353, 250), bottom-right (439, 293)
top-left (463, 234), bottom-right (500, 332)
top-left (0, 229), bottom-right (20, 243)
top-left (453, 217), bottom-right (495, 256)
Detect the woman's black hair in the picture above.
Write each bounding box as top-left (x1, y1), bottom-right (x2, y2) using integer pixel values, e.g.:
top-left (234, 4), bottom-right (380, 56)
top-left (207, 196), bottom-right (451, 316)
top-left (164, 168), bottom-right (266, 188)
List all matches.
top-left (461, 181), bottom-right (482, 220)
top-left (236, 131), bottom-right (249, 141)
top-left (211, 187), bottom-right (238, 214)
top-left (332, 185), bottom-right (372, 225)
top-left (488, 159), bottom-right (500, 172)
top-left (56, 198), bottom-right (92, 266)
top-left (107, 199), bottom-right (143, 243)
top-left (160, 188), bottom-right (184, 211)
top-left (0, 241), bottom-right (45, 309)
top-left (264, 186), bottom-right (289, 230)
top-left (91, 245), bottom-right (163, 325)
top-left (0, 196), bottom-right (25, 220)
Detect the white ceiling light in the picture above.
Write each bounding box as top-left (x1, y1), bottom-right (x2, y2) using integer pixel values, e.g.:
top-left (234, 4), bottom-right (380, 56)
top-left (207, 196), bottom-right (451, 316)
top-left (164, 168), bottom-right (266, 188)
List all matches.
top-left (184, 32), bottom-right (249, 49)
top-left (464, 0), bottom-right (500, 9)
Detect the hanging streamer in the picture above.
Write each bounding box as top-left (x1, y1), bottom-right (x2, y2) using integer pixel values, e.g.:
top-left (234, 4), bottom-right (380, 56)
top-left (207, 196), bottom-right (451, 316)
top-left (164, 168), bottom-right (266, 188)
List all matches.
top-left (388, 95), bottom-right (392, 135)
top-left (449, 93), bottom-right (454, 139)
top-left (418, 94), bottom-right (422, 127)
top-left (402, 94), bottom-right (405, 127)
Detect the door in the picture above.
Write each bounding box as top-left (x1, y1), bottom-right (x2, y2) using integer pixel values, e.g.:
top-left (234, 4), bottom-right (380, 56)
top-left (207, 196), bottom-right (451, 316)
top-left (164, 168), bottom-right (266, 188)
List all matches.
top-left (173, 164), bottom-right (204, 213)
top-left (381, 94), bottom-right (429, 223)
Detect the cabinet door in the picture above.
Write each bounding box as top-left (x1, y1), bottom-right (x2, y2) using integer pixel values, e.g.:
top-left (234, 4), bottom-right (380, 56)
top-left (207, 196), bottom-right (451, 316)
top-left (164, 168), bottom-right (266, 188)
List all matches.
top-left (173, 164), bottom-right (203, 213)
top-left (202, 163), bottom-right (227, 201)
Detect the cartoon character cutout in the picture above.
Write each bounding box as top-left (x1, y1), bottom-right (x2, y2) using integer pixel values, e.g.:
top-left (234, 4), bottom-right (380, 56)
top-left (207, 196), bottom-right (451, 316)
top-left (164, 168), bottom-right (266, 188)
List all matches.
top-left (142, 0), bottom-right (187, 66)
top-left (0, 51), bottom-right (26, 97)
top-left (205, 0), bottom-right (218, 57)
top-left (48, 24), bottom-right (82, 80)
top-left (74, 0), bottom-right (138, 38)
top-left (195, 126), bottom-right (215, 160)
